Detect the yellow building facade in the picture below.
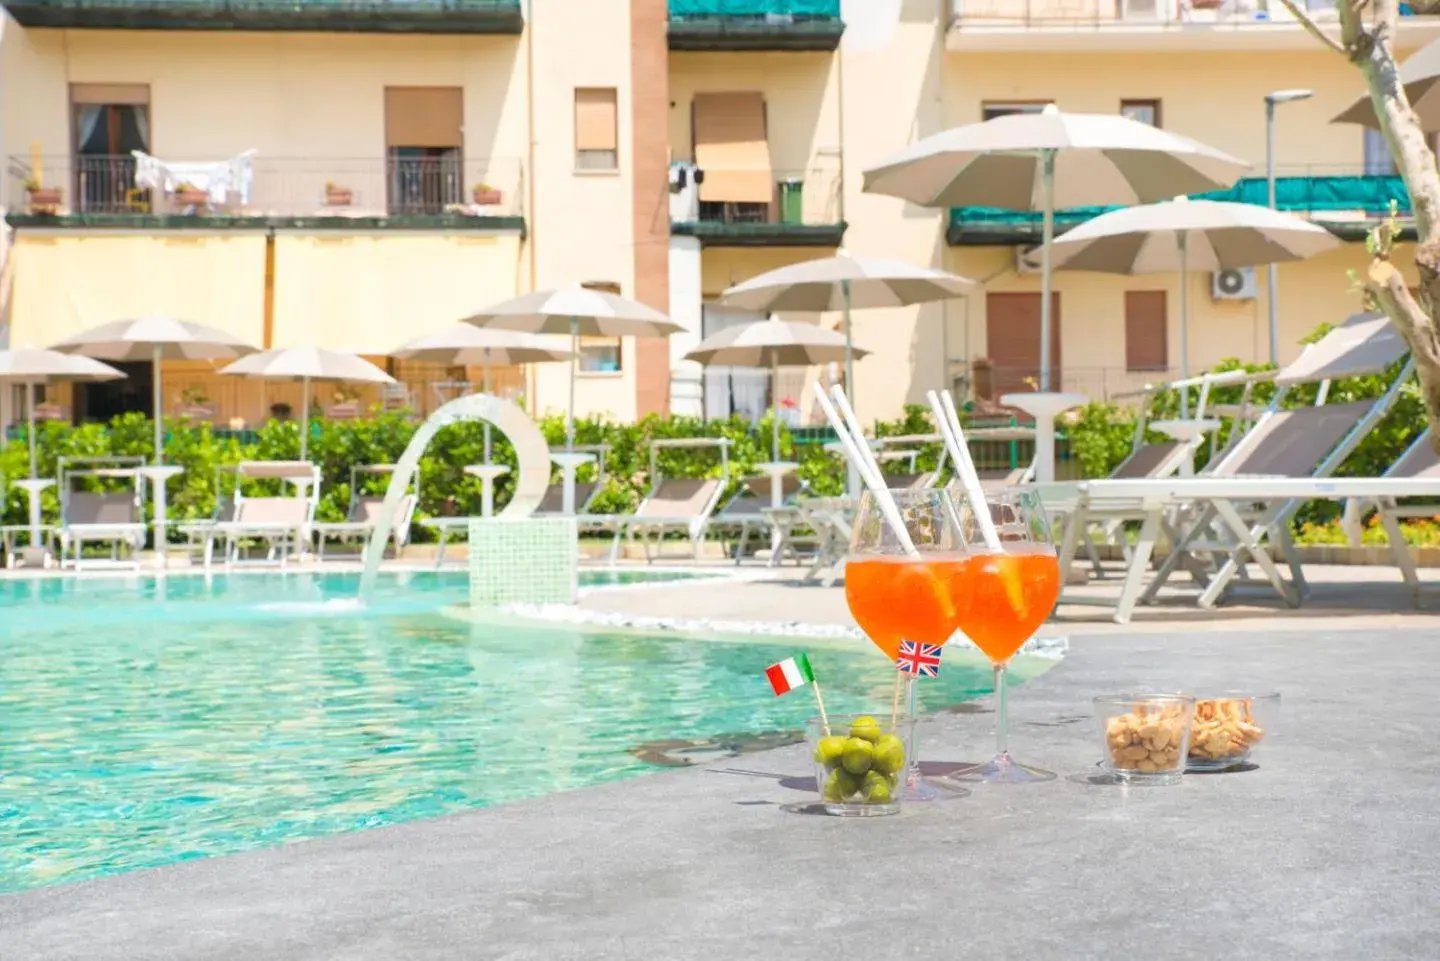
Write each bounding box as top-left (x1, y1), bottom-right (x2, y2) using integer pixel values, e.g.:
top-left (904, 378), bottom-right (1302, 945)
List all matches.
top-left (0, 0), bottom-right (1435, 429)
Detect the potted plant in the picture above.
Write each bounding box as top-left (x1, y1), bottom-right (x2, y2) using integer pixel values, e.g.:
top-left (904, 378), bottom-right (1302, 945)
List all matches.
top-left (22, 177), bottom-right (61, 213)
top-left (324, 181), bottom-right (353, 206)
top-left (175, 182), bottom-right (209, 208)
top-left (177, 384), bottom-right (215, 420)
top-left (326, 384), bottom-right (361, 420)
top-left (471, 183), bottom-right (503, 206)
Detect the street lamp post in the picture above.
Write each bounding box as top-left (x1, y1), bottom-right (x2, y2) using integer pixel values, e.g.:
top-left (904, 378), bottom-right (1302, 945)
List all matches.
top-left (1265, 88), bottom-right (1313, 367)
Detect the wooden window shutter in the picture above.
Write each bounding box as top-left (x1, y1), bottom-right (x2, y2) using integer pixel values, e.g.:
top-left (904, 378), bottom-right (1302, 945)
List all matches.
top-left (384, 87), bottom-right (463, 148)
top-left (693, 92), bottom-right (772, 204)
top-left (1124, 290), bottom-right (1169, 372)
top-left (70, 84), bottom-right (150, 105)
top-left (574, 89), bottom-right (618, 152)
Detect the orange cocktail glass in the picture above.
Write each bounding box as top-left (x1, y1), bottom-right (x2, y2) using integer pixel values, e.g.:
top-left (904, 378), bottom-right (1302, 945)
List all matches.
top-left (843, 488), bottom-right (969, 802)
top-left (950, 491), bottom-right (1062, 784)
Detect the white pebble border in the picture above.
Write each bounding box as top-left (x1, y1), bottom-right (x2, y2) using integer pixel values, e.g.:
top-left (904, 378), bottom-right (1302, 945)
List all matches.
top-left (500, 601), bottom-right (1069, 660)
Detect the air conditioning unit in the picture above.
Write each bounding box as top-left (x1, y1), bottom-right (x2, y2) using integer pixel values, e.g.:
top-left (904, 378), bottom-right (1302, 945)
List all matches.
top-left (1015, 246), bottom-right (1042, 275)
top-left (1121, 0), bottom-right (1160, 20)
top-left (1212, 267), bottom-right (1258, 301)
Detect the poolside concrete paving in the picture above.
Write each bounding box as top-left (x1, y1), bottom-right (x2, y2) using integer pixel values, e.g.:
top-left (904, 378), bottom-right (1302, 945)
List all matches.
top-left (3, 627), bottom-right (1439, 960)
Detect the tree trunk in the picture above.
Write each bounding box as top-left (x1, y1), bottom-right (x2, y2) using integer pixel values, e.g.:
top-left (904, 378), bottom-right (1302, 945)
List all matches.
top-left (1285, 0), bottom-right (1440, 450)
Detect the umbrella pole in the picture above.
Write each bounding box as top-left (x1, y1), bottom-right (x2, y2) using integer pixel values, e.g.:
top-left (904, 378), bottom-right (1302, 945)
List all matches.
top-left (152, 344), bottom-right (164, 465)
top-left (300, 375), bottom-right (311, 462)
top-left (26, 381), bottom-right (37, 481)
top-left (842, 279), bottom-right (861, 499)
top-left (771, 355), bottom-right (781, 464)
top-left (567, 316), bottom-right (578, 451)
top-left (1038, 149), bottom-right (1056, 394)
top-left (1179, 234), bottom-right (1190, 418)
top-left (483, 349), bottom-right (493, 465)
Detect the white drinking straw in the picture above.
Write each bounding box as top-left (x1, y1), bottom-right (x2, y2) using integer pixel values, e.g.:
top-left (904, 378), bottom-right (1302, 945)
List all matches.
top-left (811, 383), bottom-right (919, 557)
top-left (926, 389), bottom-right (1002, 552)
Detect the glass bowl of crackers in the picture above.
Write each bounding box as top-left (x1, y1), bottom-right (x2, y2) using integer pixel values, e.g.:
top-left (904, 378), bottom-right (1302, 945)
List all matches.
top-left (1186, 693), bottom-right (1279, 772)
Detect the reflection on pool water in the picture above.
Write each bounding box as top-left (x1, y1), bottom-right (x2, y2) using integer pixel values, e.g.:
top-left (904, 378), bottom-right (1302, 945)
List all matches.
top-left (0, 570), bottom-right (1011, 892)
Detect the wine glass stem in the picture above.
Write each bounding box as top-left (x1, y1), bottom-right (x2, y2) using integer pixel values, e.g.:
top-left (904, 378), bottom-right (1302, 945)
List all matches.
top-left (905, 673), bottom-right (921, 787)
top-left (994, 661), bottom-right (1009, 759)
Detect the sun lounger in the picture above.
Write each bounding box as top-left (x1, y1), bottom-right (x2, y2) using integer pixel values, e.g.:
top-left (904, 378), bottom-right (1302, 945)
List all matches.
top-left (1371, 431), bottom-right (1440, 596)
top-left (55, 460), bottom-right (148, 570)
top-left (191, 461), bottom-right (320, 567)
top-left (611, 477), bottom-right (727, 563)
top-left (710, 473), bottom-right (808, 565)
top-left (1040, 314), bottom-right (1414, 622)
top-left (311, 465), bottom-right (417, 561)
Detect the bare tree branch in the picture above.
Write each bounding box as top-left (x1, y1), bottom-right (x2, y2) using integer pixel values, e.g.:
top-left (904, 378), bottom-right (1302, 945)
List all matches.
top-left (1274, 0), bottom-right (1347, 54)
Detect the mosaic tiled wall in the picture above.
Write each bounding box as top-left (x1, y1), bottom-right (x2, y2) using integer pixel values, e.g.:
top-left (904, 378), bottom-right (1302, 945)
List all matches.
top-left (468, 518), bottom-right (578, 606)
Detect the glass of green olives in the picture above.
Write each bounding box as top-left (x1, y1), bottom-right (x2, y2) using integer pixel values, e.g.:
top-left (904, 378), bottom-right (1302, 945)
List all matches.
top-left (806, 713), bottom-right (915, 816)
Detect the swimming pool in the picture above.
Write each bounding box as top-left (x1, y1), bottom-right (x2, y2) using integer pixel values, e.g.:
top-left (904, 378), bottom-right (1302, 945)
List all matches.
top-left (0, 570), bottom-right (1010, 892)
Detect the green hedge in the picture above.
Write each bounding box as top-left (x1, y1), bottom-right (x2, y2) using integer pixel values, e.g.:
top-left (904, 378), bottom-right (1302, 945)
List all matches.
top-left (2, 333), bottom-right (1426, 538)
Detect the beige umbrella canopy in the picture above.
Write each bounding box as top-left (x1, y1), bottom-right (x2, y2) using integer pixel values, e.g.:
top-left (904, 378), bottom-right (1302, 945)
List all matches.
top-left (391, 325), bottom-right (575, 463)
top-left (1046, 197), bottom-right (1340, 379)
top-left (1334, 37), bottom-right (1440, 130)
top-left (718, 252), bottom-right (976, 416)
top-left (218, 347), bottom-right (395, 460)
top-left (0, 349), bottom-right (125, 480)
top-left (862, 105), bottom-right (1249, 390)
top-left (685, 318), bottom-right (868, 463)
top-left (50, 316), bottom-right (256, 464)
top-left (462, 285), bottom-right (682, 448)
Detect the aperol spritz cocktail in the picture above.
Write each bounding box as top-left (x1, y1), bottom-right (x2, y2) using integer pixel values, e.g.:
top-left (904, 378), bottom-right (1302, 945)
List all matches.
top-left (950, 489), bottom-right (1062, 784)
top-left (843, 488), bottom-right (969, 801)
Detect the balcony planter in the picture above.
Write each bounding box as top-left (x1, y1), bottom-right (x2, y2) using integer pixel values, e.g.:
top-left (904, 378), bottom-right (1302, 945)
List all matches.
top-left (25, 185), bottom-right (61, 213)
top-left (471, 185), bottom-right (503, 206)
top-left (324, 184), bottom-right (353, 206)
top-left (325, 402), bottom-right (361, 421)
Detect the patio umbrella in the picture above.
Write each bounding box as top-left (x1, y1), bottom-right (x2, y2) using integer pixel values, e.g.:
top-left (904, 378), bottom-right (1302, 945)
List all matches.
top-left (391, 325), bottom-right (574, 462)
top-left (460, 286), bottom-right (683, 448)
top-left (861, 105), bottom-right (1249, 391)
top-left (717, 252), bottom-right (975, 412)
top-left (1334, 36), bottom-right (1440, 130)
top-left (684, 318), bottom-right (869, 463)
top-left (1046, 197), bottom-right (1340, 380)
top-left (49, 316), bottom-right (256, 464)
top-left (0, 348), bottom-right (125, 479)
top-left (218, 347), bottom-right (395, 460)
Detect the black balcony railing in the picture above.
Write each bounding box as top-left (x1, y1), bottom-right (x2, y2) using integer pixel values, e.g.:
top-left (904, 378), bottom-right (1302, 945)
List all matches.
top-left (670, 166), bottom-right (846, 246)
top-left (7, 153), bottom-right (525, 228)
top-left (0, 0), bottom-right (524, 33)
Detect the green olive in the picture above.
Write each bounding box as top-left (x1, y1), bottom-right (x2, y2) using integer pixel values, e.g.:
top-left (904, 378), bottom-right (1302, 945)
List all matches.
top-left (812, 734), bottom-right (849, 766)
top-left (848, 716), bottom-right (883, 744)
top-left (824, 767), bottom-right (860, 801)
top-left (863, 770), bottom-right (894, 803)
top-left (841, 737), bottom-right (875, 775)
top-left (872, 734), bottom-right (906, 776)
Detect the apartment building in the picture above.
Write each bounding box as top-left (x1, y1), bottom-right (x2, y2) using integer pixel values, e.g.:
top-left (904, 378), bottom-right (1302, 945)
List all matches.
top-left (0, 0), bottom-right (1435, 429)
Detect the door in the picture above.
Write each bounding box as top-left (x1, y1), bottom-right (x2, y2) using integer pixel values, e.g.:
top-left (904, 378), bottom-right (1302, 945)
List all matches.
top-left (72, 99), bottom-right (150, 214)
top-left (77, 360), bottom-right (152, 423)
top-left (984, 292), bottom-right (1061, 399)
top-left (701, 304), bottom-right (769, 422)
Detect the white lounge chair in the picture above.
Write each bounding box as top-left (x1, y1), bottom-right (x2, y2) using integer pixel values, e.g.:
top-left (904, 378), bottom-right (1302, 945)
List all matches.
top-left (193, 461), bottom-right (320, 567)
top-left (1041, 313), bottom-right (1414, 622)
top-left (710, 472), bottom-right (809, 565)
top-left (55, 458), bottom-right (148, 570)
top-left (1372, 431), bottom-right (1440, 597)
top-left (608, 438), bottom-right (731, 563)
top-left (311, 464), bottom-right (417, 561)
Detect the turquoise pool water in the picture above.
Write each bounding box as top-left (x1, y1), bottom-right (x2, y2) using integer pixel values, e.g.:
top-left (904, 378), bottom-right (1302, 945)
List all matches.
top-left (0, 570), bottom-right (1001, 893)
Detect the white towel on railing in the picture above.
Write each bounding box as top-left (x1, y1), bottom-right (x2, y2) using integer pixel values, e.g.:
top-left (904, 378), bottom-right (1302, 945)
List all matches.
top-left (131, 149), bottom-right (257, 204)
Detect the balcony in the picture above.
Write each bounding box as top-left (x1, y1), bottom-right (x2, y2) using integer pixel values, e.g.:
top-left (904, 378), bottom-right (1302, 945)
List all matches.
top-left (947, 165), bottom-right (1413, 245)
top-left (5, 154), bottom-right (526, 233)
top-left (0, 0), bottom-right (523, 34)
top-left (670, 166), bottom-right (845, 247)
top-left (669, 0), bottom-right (844, 51)
top-left (947, 0), bottom-right (1440, 50)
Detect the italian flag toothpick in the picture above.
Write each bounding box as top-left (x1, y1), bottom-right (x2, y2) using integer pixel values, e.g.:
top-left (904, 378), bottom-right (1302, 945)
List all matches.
top-left (765, 653), bottom-right (830, 732)
top-left (765, 654), bottom-right (815, 696)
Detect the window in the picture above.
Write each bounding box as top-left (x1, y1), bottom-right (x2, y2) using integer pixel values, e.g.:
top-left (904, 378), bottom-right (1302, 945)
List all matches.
top-left (578, 282), bottom-right (623, 373)
top-left (693, 92), bottom-right (772, 224)
top-left (1363, 128), bottom-right (1440, 175)
top-left (575, 88), bottom-right (619, 171)
top-left (384, 87), bottom-right (464, 215)
top-left (1120, 99), bottom-right (1161, 127)
top-left (1124, 291), bottom-right (1168, 373)
top-left (70, 84), bottom-right (150, 215)
top-left (982, 102), bottom-right (1050, 121)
